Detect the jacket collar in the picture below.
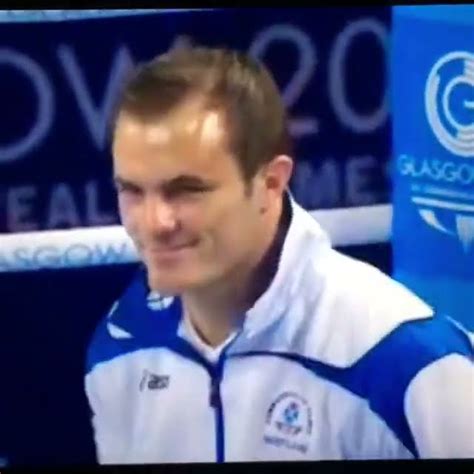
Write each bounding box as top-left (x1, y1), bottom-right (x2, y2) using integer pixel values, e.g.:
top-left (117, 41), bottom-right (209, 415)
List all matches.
top-left (240, 191), bottom-right (331, 340)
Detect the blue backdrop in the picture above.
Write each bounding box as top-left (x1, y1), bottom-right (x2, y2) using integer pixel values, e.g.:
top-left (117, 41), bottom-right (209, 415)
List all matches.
top-left (391, 6), bottom-right (474, 332)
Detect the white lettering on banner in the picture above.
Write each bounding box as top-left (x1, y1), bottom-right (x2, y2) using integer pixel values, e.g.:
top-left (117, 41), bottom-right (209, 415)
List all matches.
top-left (0, 241), bottom-right (135, 271)
top-left (328, 18), bottom-right (389, 133)
top-left (0, 48), bottom-right (54, 164)
top-left (1, 180), bottom-right (117, 232)
top-left (291, 160), bottom-right (340, 208)
top-left (290, 155), bottom-right (387, 208)
top-left (346, 155), bottom-right (378, 205)
top-left (6, 185), bottom-right (38, 232)
top-left (65, 244), bottom-right (96, 266)
top-left (0, 18), bottom-right (389, 165)
top-left (398, 154), bottom-right (474, 185)
top-left (58, 44), bottom-right (135, 151)
top-left (46, 182), bottom-right (81, 228)
top-left (249, 24), bottom-right (319, 137)
top-left (397, 153), bottom-right (474, 251)
top-left (85, 180), bottom-right (117, 226)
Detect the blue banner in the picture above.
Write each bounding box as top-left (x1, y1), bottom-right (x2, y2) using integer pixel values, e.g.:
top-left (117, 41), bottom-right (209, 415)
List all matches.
top-left (0, 8), bottom-right (390, 234)
top-left (392, 6), bottom-right (474, 331)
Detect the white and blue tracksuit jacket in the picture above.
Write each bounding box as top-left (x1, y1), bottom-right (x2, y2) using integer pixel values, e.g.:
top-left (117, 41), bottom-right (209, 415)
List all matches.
top-left (85, 196), bottom-right (474, 463)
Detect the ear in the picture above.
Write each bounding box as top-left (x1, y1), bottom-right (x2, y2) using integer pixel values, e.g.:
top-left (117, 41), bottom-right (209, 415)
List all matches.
top-left (261, 154), bottom-right (294, 197)
top-left (253, 155), bottom-right (293, 214)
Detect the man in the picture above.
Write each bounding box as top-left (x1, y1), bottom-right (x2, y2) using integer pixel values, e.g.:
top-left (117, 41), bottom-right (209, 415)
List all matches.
top-left (85, 46), bottom-right (473, 463)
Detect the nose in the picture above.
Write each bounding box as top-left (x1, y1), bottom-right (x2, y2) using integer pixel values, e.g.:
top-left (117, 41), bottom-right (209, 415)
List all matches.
top-left (143, 195), bottom-right (178, 235)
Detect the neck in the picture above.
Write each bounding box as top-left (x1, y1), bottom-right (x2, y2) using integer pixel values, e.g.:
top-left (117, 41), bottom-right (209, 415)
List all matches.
top-left (182, 195), bottom-right (291, 347)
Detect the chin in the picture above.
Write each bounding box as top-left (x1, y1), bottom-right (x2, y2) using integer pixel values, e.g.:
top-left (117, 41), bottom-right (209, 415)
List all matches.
top-left (146, 268), bottom-right (205, 296)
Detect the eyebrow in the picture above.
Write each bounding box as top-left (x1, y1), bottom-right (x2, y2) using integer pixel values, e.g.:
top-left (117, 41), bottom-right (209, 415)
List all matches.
top-left (113, 174), bottom-right (217, 190)
top-left (113, 176), bottom-right (140, 190)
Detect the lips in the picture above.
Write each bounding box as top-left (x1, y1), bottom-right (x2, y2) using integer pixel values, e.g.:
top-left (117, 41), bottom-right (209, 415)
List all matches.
top-left (151, 244), bottom-right (190, 252)
top-left (145, 240), bottom-right (198, 257)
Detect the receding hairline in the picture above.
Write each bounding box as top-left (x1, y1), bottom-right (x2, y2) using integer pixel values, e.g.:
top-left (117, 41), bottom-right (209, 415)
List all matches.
top-left (111, 46), bottom-right (293, 182)
top-left (113, 93), bottom-right (234, 153)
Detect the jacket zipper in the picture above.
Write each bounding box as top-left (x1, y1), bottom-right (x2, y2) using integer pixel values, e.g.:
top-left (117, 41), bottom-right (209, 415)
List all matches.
top-left (207, 330), bottom-right (242, 463)
top-left (209, 363), bottom-right (225, 463)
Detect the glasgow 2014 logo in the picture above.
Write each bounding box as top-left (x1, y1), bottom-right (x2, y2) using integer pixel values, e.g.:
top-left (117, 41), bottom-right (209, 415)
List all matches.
top-left (425, 51), bottom-right (474, 158)
top-left (404, 50), bottom-right (474, 251)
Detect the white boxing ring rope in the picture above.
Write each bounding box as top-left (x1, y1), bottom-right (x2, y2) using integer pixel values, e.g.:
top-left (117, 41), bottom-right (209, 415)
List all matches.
top-left (0, 204), bottom-right (392, 273)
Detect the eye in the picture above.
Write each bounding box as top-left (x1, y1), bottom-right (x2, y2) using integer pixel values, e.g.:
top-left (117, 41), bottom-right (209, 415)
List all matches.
top-left (115, 182), bottom-right (143, 197)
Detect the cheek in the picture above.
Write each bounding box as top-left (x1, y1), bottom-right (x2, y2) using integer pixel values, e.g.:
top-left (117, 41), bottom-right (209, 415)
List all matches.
top-left (118, 197), bottom-right (141, 233)
top-left (210, 202), bottom-right (259, 254)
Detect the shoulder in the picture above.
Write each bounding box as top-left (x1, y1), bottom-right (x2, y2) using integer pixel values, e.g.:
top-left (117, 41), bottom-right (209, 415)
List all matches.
top-left (297, 247), bottom-right (435, 367)
top-left (294, 246), bottom-right (472, 456)
top-left (85, 270), bottom-right (144, 376)
top-left (323, 249), bottom-right (432, 324)
top-left (366, 319), bottom-right (473, 457)
top-left (85, 267), bottom-right (181, 376)
top-left (403, 352), bottom-right (474, 458)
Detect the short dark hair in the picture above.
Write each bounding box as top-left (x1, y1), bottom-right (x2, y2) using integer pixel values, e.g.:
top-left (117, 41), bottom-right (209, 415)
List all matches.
top-left (114, 46), bottom-right (292, 182)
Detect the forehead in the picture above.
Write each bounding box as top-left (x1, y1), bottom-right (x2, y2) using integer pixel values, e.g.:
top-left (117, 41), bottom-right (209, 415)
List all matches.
top-left (112, 99), bottom-right (239, 184)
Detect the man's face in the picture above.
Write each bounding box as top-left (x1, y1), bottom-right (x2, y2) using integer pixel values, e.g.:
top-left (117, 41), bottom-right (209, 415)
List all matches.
top-left (112, 99), bottom-right (269, 295)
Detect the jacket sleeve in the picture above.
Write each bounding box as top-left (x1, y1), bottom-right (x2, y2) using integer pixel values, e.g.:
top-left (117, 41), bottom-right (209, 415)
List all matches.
top-left (84, 312), bottom-right (132, 465)
top-left (404, 353), bottom-right (474, 458)
top-left (84, 368), bottom-right (129, 464)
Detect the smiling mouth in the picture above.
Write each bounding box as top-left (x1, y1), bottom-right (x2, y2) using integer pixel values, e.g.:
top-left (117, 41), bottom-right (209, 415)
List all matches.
top-left (145, 241), bottom-right (198, 257)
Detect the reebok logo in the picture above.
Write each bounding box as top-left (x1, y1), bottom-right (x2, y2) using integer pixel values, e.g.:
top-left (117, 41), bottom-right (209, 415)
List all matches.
top-left (139, 370), bottom-right (170, 391)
